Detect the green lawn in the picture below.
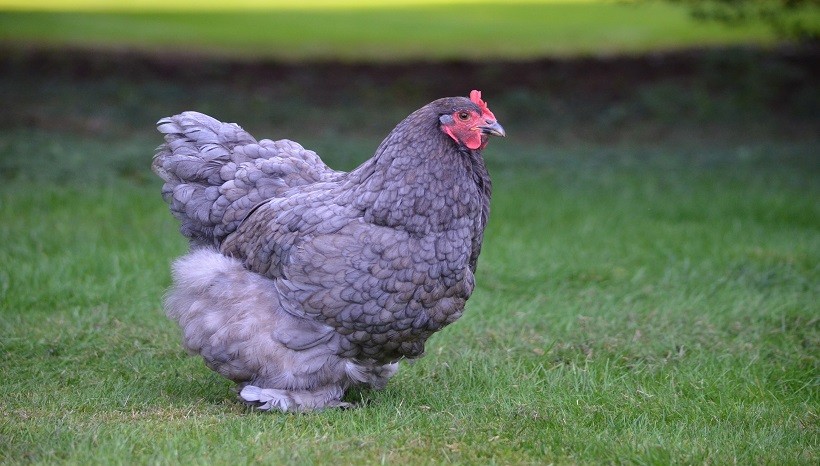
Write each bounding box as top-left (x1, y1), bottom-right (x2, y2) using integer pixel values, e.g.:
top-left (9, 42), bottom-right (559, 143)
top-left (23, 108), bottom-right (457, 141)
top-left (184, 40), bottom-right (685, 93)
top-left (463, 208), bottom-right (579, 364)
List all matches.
top-left (0, 2), bottom-right (783, 61)
top-left (0, 50), bottom-right (817, 463)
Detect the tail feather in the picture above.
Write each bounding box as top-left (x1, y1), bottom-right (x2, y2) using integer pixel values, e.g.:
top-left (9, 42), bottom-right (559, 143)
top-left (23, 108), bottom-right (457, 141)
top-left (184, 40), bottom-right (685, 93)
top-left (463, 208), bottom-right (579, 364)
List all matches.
top-left (153, 111), bottom-right (339, 247)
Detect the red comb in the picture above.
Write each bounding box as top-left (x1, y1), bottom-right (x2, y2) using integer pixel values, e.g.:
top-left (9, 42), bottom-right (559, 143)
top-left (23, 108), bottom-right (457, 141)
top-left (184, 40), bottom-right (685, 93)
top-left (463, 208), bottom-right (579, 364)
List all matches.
top-left (470, 89), bottom-right (496, 120)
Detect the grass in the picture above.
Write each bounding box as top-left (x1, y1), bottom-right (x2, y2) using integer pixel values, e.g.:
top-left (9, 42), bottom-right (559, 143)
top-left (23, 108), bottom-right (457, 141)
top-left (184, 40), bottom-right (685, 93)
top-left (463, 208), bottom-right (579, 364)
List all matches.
top-left (0, 51), bottom-right (818, 463)
top-left (0, 0), bottom-right (611, 9)
top-left (0, 2), bottom-right (783, 61)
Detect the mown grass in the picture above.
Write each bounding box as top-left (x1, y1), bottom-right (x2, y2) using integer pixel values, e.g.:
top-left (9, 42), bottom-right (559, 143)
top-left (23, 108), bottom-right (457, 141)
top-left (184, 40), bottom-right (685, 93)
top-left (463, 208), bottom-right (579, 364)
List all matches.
top-left (0, 52), bottom-right (818, 463)
top-left (0, 2), bottom-right (782, 61)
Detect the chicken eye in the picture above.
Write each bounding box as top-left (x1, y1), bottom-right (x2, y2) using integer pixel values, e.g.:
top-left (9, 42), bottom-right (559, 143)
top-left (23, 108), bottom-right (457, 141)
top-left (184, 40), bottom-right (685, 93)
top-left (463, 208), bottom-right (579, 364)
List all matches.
top-left (457, 111), bottom-right (470, 121)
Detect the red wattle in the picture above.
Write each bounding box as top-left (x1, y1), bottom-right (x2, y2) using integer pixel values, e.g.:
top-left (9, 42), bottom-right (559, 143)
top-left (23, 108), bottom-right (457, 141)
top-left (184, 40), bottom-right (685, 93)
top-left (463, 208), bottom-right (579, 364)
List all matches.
top-left (464, 132), bottom-right (482, 150)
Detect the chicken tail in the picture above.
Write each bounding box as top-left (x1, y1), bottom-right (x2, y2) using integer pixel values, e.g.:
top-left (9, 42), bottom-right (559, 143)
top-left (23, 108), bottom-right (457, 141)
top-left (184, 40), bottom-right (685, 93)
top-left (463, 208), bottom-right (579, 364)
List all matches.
top-left (153, 111), bottom-right (338, 247)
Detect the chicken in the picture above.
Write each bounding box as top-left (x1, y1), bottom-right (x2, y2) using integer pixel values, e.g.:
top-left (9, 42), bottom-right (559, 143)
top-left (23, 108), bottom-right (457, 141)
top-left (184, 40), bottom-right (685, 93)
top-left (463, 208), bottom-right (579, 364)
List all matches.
top-left (152, 90), bottom-right (504, 412)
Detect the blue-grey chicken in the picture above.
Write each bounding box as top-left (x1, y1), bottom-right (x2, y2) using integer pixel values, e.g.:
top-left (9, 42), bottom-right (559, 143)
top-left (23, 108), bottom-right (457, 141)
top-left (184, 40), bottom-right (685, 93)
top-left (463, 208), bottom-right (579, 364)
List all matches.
top-left (153, 90), bottom-right (504, 412)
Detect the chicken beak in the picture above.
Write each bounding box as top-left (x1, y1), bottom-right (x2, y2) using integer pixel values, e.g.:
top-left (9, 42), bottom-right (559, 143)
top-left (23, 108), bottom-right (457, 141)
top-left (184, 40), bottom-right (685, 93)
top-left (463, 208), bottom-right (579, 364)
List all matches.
top-left (479, 120), bottom-right (506, 138)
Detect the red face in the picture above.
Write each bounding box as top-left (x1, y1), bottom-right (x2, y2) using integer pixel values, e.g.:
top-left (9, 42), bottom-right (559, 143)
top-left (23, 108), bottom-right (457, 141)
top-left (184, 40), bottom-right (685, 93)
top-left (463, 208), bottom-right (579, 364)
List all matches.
top-left (440, 90), bottom-right (505, 151)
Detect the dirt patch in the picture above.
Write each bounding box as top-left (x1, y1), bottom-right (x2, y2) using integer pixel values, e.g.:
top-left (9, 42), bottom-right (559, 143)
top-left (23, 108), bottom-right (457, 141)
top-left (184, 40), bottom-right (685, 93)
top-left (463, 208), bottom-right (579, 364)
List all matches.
top-left (1, 44), bottom-right (817, 145)
top-left (2, 44), bottom-right (816, 102)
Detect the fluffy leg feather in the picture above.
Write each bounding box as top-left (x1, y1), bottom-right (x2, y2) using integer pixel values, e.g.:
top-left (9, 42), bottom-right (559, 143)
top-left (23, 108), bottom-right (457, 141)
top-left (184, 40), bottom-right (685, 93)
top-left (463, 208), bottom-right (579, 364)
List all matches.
top-left (238, 384), bottom-right (352, 412)
top-left (163, 248), bottom-right (398, 412)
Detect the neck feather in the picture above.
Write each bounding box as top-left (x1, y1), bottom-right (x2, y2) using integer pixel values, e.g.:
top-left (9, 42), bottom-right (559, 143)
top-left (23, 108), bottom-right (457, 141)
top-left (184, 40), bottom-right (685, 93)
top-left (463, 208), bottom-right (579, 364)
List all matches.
top-left (347, 112), bottom-right (489, 235)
